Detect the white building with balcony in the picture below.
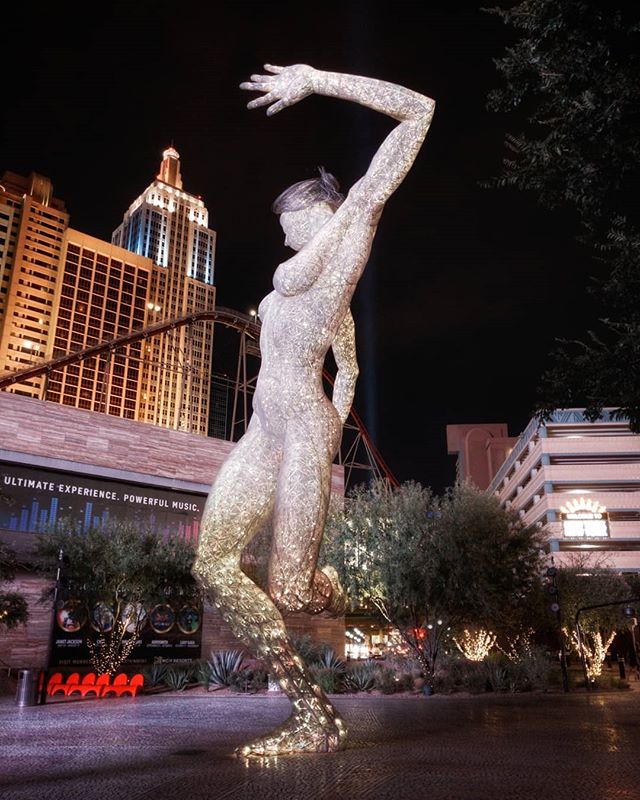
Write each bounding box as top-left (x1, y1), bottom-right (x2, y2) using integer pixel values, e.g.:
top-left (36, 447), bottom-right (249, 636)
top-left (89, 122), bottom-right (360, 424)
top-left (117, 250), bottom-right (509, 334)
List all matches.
top-left (447, 409), bottom-right (640, 573)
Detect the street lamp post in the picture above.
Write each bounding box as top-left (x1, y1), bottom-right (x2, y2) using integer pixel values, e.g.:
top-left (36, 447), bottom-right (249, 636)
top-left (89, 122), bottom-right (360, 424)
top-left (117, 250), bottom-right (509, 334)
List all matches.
top-left (546, 565), bottom-right (570, 692)
top-left (38, 548), bottom-right (65, 705)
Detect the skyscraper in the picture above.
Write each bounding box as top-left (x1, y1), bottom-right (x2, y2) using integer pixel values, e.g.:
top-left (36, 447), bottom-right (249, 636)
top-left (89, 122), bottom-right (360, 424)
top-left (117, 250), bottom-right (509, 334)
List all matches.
top-left (112, 147), bottom-right (217, 434)
top-left (45, 230), bottom-right (153, 418)
top-left (0, 172), bottom-right (69, 399)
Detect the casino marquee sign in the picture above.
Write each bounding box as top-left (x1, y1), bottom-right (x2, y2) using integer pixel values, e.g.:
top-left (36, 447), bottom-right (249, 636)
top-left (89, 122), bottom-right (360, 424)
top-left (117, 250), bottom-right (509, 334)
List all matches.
top-left (559, 497), bottom-right (609, 539)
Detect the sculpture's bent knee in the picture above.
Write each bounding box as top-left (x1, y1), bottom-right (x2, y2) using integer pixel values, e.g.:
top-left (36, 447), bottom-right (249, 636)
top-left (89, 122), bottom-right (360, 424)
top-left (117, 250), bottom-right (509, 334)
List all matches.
top-left (191, 554), bottom-right (210, 591)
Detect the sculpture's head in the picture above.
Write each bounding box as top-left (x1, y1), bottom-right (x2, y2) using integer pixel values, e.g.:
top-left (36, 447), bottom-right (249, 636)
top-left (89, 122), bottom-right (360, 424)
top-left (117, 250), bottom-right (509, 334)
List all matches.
top-left (272, 167), bottom-right (344, 251)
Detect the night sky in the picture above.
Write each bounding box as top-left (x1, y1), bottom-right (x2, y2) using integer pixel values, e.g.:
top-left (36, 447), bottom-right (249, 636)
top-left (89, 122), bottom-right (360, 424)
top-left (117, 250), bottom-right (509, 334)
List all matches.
top-left (1, 1), bottom-right (602, 493)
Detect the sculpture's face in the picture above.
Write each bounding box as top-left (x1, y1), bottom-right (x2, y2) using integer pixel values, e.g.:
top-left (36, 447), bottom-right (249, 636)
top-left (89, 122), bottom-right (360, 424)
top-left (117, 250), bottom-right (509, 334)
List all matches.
top-left (280, 203), bottom-right (334, 251)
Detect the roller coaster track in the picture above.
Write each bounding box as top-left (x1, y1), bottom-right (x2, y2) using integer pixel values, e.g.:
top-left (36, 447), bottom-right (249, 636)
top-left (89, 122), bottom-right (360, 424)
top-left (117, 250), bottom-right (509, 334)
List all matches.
top-left (0, 307), bottom-right (398, 489)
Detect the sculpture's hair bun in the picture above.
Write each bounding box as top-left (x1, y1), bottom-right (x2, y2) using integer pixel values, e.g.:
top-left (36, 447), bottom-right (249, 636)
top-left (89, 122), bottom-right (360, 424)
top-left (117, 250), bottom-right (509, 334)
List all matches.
top-left (272, 166), bottom-right (344, 214)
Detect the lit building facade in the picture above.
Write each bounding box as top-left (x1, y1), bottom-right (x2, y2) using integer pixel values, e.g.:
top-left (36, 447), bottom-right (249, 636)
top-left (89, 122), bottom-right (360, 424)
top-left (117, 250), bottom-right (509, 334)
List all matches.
top-left (111, 147), bottom-right (217, 434)
top-left (46, 230), bottom-right (153, 419)
top-left (0, 172), bottom-right (69, 399)
top-left (447, 409), bottom-right (640, 572)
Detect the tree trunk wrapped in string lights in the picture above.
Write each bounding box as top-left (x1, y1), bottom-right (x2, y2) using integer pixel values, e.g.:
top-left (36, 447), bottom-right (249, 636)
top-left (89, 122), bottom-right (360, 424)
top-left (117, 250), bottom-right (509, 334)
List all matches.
top-left (193, 63), bottom-right (435, 757)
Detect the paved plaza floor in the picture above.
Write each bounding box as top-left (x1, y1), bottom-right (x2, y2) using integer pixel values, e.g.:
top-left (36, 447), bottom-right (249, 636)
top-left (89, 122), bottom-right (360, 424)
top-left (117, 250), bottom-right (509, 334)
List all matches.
top-left (1, 689), bottom-right (639, 800)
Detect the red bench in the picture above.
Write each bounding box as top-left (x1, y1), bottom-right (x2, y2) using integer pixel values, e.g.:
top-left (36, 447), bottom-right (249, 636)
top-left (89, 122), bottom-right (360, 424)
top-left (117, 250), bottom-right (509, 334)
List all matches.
top-left (47, 671), bottom-right (144, 698)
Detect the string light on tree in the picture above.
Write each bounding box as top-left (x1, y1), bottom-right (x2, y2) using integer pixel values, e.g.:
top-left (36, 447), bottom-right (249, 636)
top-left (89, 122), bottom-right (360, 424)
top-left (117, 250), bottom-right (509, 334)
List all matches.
top-left (565, 627), bottom-right (615, 682)
top-left (453, 629), bottom-right (497, 662)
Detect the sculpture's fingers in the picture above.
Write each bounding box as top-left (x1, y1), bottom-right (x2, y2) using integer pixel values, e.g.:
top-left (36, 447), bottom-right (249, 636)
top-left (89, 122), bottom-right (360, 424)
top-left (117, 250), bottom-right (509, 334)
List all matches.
top-left (247, 93), bottom-right (274, 110)
top-left (239, 81), bottom-right (262, 91)
top-left (264, 64), bottom-right (284, 73)
top-left (266, 99), bottom-right (288, 116)
top-left (250, 73), bottom-right (270, 82)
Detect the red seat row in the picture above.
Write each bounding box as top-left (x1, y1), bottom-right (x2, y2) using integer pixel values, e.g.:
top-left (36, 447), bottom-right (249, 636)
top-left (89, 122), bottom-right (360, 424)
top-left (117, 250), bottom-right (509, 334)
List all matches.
top-left (47, 671), bottom-right (144, 697)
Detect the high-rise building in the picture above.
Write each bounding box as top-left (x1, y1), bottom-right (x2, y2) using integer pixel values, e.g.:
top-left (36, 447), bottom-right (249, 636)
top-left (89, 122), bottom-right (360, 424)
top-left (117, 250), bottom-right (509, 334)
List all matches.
top-left (112, 147), bottom-right (217, 434)
top-left (0, 172), bottom-right (69, 399)
top-left (46, 230), bottom-right (153, 418)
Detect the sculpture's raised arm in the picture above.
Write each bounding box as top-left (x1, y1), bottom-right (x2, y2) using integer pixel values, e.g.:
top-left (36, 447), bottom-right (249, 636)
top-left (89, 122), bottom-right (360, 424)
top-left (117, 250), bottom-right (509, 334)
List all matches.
top-left (330, 309), bottom-right (359, 424)
top-left (240, 64), bottom-right (435, 213)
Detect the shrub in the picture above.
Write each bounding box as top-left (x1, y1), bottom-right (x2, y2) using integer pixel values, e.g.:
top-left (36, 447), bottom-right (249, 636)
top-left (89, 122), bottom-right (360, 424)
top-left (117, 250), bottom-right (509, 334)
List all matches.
top-left (610, 677), bottom-right (630, 691)
top-left (507, 646), bottom-right (553, 692)
top-left (431, 652), bottom-right (486, 694)
top-left (372, 665), bottom-right (398, 694)
top-left (229, 667), bottom-right (267, 693)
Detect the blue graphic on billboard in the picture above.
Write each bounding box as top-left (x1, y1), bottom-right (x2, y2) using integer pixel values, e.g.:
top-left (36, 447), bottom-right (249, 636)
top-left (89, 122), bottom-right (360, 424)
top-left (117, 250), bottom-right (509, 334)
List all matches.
top-left (0, 463), bottom-right (205, 541)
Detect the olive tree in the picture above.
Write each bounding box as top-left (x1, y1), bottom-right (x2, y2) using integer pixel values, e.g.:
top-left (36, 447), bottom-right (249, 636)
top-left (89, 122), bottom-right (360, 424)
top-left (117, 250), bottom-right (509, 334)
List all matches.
top-left (322, 479), bottom-right (545, 690)
top-left (36, 521), bottom-right (201, 675)
top-left (0, 542), bottom-right (29, 631)
top-left (553, 555), bottom-right (635, 677)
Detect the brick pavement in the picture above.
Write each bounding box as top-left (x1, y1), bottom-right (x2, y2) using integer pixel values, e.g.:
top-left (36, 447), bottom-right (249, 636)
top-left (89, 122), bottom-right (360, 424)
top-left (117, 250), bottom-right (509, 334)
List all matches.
top-left (1, 689), bottom-right (639, 800)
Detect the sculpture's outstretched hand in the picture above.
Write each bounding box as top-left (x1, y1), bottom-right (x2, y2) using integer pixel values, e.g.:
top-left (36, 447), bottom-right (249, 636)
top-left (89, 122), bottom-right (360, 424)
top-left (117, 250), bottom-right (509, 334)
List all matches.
top-left (240, 64), bottom-right (316, 116)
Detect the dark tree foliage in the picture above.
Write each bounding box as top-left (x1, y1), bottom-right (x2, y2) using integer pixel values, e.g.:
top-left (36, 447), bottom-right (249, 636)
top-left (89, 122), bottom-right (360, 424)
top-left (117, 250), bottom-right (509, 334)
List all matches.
top-left (0, 542), bottom-right (29, 630)
top-left (485, 0), bottom-right (640, 427)
top-left (553, 555), bottom-right (633, 635)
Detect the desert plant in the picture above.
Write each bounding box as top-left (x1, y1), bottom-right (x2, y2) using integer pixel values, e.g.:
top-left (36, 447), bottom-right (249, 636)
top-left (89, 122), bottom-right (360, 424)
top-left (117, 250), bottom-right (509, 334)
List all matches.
top-left (204, 649), bottom-right (245, 688)
top-left (483, 652), bottom-right (510, 692)
top-left (343, 660), bottom-right (376, 693)
top-left (291, 634), bottom-right (324, 666)
top-left (143, 662), bottom-right (168, 688)
top-left (313, 647), bottom-right (346, 672)
top-left (437, 655), bottom-right (488, 694)
top-left (229, 667), bottom-right (267, 693)
top-left (310, 665), bottom-right (343, 694)
top-left (163, 664), bottom-right (194, 691)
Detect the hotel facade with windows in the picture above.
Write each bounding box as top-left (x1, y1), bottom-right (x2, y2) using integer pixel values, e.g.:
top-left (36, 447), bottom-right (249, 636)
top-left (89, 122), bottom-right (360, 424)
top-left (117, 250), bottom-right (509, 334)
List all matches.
top-left (447, 409), bottom-right (640, 573)
top-left (45, 231), bottom-right (152, 418)
top-left (1, 148), bottom-right (217, 433)
top-left (0, 172), bottom-right (69, 399)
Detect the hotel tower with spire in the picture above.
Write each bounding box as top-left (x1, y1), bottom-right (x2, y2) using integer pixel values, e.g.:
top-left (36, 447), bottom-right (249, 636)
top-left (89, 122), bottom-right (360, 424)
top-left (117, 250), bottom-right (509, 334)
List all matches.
top-left (112, 147), bottom-right (217, 434)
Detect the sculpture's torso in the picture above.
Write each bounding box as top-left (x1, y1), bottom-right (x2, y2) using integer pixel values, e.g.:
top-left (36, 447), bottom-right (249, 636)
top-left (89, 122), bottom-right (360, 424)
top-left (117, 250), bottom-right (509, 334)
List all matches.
top-left (253, 205), bottom-right (374, 435)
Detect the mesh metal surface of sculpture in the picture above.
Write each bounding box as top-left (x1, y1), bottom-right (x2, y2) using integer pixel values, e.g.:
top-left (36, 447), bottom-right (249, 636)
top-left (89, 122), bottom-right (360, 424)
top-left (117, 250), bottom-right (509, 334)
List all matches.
top-left (193, 63), bottom-right (435, 757)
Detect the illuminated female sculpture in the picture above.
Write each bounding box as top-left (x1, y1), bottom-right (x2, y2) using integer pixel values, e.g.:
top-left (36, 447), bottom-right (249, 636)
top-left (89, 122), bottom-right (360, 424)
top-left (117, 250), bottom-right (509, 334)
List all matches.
top-left (193, 63), bottom-right (434, 756)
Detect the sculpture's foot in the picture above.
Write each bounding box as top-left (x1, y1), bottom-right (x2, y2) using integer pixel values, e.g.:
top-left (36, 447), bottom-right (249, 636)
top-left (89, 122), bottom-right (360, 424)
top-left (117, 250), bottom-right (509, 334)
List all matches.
top-left (236, 712), bottom-right (347, 757)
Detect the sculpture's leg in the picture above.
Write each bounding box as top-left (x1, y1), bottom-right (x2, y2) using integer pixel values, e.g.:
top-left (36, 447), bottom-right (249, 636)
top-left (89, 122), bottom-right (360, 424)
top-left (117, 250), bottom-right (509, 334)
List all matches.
top-left (269, 414), bottom-right (346, 616)
top-left (193, 418), bottom-right (347, 756)
top-left (207, 556), bottom-right (347, 756)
